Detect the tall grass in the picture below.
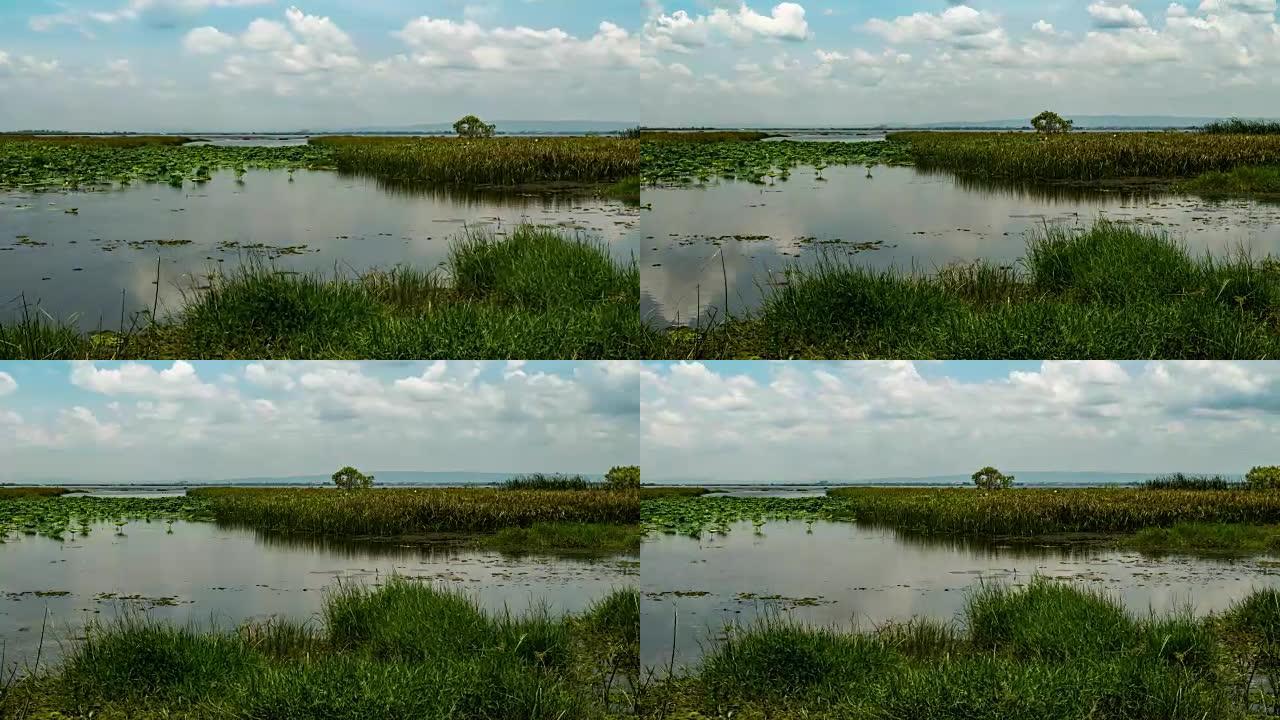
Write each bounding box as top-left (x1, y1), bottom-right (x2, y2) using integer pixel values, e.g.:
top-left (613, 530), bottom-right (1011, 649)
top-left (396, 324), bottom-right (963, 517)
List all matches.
top-left (667, 220), bottom-right (1280, 359)
top-left (1179, 165), bottom-right (1280, 195)
top-left (1143, 473), bottom-right (1243, 491)
top-left (313, 136), bottom-right (638, 186)
top-left (502, 474), bottom-right (595, 491)
top-left (9, 579), bottom-right (637, 720)
top-left (193, 487), bottom-right (638, 535)
top-left (1201, 118), bottom-right (1280, 135)
top-left (824, 486), bottom-right (1280, 537)
top-left (1, 226), bottom-right (649, 360)
top-left (641, 487), bottom-right (710, 500)
top-left (0, 487), bottom-right (69, 499)
top-left (660, 579), bottom-right (1238, 719)
top-left (891, 130), bottom-right (1280, 180)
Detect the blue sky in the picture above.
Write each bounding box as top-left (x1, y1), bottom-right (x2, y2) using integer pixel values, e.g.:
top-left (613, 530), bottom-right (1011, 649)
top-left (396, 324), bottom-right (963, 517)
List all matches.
top-left (0, 1), bottom-right (644, 130)
top-left (0, 361), bottom-right (639, 484)
top-left (642, 361), bottom-right (1280, 483)
top-left (641, 0), bottom-right (1280, 125)
top-left (6, 2), bottom-right (1278, 130)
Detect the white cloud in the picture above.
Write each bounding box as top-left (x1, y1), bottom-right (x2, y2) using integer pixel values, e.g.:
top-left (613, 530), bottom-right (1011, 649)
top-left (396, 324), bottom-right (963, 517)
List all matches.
top-left (644, 362), bottom-right (1280, 483)
top-left (70, 361), bottom-right (220, 400)
top-left (0, 372), bottom-right (15, 396)
top-left (184, 26), bottom-right (238, 54)
top-left (1088, 2), bottom-right (1150, 28)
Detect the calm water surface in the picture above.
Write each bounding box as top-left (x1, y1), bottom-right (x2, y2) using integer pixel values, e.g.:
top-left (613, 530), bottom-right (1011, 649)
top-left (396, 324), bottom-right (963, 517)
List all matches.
top-left (1, 170), bottom-right (638, 330)
top-left (641, 165), bottom-right (1280, 325)
top-left (0, 520), bottom-right (636, 672)
top-left (641, 520), bottom-right (1280, 670)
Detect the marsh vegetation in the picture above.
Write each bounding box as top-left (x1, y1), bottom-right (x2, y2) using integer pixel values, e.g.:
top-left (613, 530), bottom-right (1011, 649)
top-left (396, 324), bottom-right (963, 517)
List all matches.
top-left (642, 580), bottom-right (1279, 719)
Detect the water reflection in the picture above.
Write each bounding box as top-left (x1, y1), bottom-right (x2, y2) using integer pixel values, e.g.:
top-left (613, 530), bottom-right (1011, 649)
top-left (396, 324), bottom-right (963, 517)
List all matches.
top-left (0, 520), bottom-right (636, 672)
top-left (1, 169), bottom-right (639, 330)
top-left (641, 165), bottom-right (1280, 325)
top-left (641, 520), bottom-right (1280, 670)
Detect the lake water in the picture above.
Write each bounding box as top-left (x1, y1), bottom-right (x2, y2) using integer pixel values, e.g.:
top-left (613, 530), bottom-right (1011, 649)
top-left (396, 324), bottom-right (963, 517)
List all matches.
top-left (1, 170), bottom-right (639, 330)
top-left (640, 520), bottom-right (1280, 670)
top-left (0, 520), bottom-right (637, 673)
top-left (641, 164), bottom-right (1280, 326)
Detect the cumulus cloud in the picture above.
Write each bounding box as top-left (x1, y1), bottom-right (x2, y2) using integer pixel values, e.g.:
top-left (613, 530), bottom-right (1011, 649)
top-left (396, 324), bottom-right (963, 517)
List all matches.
top-left (643, 362), bottom-right (1280, 483)
top-left (0, 362), bottom-right (638, 484)
top-left (0, 372), bottom-right (15, 396)
top-left (184, 26), bottom-right (237, 54)
top-left (1088, 2), bottom-right (1150, 28)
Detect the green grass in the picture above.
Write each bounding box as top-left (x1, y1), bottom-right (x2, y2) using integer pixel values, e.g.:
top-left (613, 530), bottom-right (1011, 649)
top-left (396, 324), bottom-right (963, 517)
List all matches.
top-left (660, 220), bottom-right (1280, 359)
top-left (1179, 165), bottom-right (1280, 195)
top-left (642, 138), bottom-right (910, 185)
top-left (890, 130), bottom-right (1280, 181)
top-left (1125, 522), bottom-right (1280, 555)
top-left (1201, 118), bottom-right (1280, 135)
top-left (0, 226), bottom-right (649, 360)
top-left (640, 487), bottom-right (710, 500)
top-left (0, 134), bottom-right (194, 147)
top-left (5, 579), bottom-right (638, 720)
top-left (0, 487), bottom-right (69, 499)
top-left (1143, 473), bottom-right (1244, 491)
top-left (313, 135), bottom-right (638, 187)
top-left (484, 522), bottom-right (641, 554)
top-left (193, 487), bottom-right (638, 535)
top-left (502, 473), bottom-right (597, 491)
top-left (648, 579), bottom-right (1242, 719)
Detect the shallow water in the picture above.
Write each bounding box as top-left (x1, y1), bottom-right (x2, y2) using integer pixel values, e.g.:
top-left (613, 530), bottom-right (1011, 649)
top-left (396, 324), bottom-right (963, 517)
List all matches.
top-left (641, 165), bottom-right (1280, 325)
top-left (1, 170), bottom-right (639, 330)
top-left (0, 520), bottom-right (636, 672)
top-left (640, 520), bottom-right (1280, 670)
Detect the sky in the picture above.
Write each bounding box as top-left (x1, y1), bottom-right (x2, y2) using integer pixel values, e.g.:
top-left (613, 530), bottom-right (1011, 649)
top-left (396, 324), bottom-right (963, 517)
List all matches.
top-left (5, 2), bottom-right (1278, 130)
top-left (642, 361), bottom-right (1280, 483)
top-left (0, 0), bottom-right (644, 130)
top-left (640, 0), bottom-right (1280, 126)
top-left (0, 361), bottom-right (639, 484)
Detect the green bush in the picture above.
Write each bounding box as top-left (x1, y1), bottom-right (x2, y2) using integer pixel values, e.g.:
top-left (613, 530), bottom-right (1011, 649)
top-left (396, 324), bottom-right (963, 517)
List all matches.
top-left (604, 465), bottom-right (640, 490)
top-left (1246, 466), bottom-right (1280, 490)
top-left (332, 466), bottom-right (374, 491)
top-left (972, 466), bottom-right (1014, 490)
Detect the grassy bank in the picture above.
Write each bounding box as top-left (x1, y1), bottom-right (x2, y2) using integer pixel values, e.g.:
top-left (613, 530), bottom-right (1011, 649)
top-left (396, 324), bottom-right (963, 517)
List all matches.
top-left (824, 487), bottom-right (1280, 538)
top-left (194, 487), bottom-right (638, 536)
top-left (1125, 522), bottom-right (1280, 555)
top-left (0, 487), bottom-right (69, 499)
top-left (485, 522), bottom-right (641, 554)
top-left (641, 487), bottom-right (710, 500)
top-left (5, 579), bottom-right (638, 720)
top-left (1, 226), bottom-right (646, 360)
top-left (890, 130), bottom-right (1280, 181)
top-left (659, 220), bottom-right (1280, 359)
top-left (1179, 165), bottom-right (1280, 195)
top-left (313, 136), bottom-right (638, 187)
top-left (644, 579), bottom-right (1268, 719)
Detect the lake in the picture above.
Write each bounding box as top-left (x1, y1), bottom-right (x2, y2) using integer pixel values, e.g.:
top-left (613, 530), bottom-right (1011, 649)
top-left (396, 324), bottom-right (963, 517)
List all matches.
top-left (0, 519), bottom-right (637, 673)
top-left (1, 169), bottom-right (638, 331)
top-left (640, 519), bottom-right (1280, 670)
top-left (641, 164), bottom-right (1280, 326)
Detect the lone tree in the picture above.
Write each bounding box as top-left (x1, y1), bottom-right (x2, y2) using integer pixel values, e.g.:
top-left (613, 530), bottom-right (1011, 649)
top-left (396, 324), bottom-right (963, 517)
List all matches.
top-left (332, 466), bottom-right (374, 490)
top-left (605, 465), bottom-right (640, 490)
top-left (454, 114), bottom-right (496, 139)
top-left (972, 466), bottom-right (1014, 490)
top-left (1247, 466), bottom-right (1280, 490)
top-left (1031, 110), bottom-right (1073, 134)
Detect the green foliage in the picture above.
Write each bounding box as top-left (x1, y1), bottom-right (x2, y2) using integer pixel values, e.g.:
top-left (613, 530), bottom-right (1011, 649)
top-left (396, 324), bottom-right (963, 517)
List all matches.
top-left (662, 220), bottom-right (1280, 360)
top-left (1247, 466), bottom-right (1280, 490)
top-left (196, 486), bottom-right (638, 534)
top-left (1201, 118), bottom-right (1280, 135)
top-left (317, 135), bottom-right (637, 186)
top-left (332, 466), bottom-right (374, 491)
top-left (1031, 110), bottom-right (1073, 134)
top-left (1178, 165), bottom-right (1280, 195)
top-left (642, 137), bottom-right (909, 185)
top-left (971, 466), bottom-right (1014, 490)
top-left (452, 114), bottom-right (496, 139)
top-left (11, 580), bottom-right (633, 720)
top-left (502, 473), bottom-right (593, 491)
top-left (604, 465), bottom-right (640, 490)
top-left (891, 130), bottom-right (1280, 180)
top-left (1143, 473), bottom-right (1242, 491)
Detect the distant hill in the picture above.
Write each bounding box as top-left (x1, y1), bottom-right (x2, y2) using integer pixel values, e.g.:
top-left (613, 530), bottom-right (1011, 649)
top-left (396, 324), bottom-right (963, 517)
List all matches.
top-left (4, 470), bottom-right (603, 488)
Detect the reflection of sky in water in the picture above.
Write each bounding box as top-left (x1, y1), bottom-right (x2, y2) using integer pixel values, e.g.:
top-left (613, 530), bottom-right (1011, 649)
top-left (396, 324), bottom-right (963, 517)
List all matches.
top-left (641, 520), bottom-right (1280, 670)
top-left (641, 165), bottom-right (1280, 326)
top-left (0, 521), bottom-right (636, 671)
top-left (0, 170), bottom-right (638, 330)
